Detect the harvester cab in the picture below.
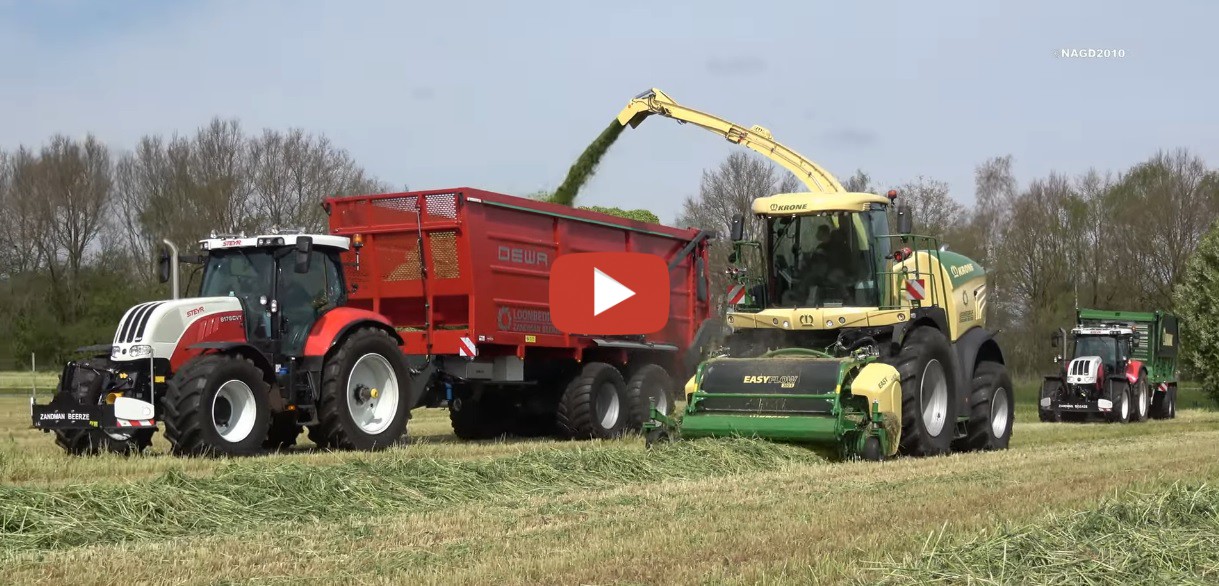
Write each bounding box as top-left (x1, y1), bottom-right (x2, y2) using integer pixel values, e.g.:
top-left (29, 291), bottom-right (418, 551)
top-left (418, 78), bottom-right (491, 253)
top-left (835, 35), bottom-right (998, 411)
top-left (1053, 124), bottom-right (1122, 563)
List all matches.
top-left (648, 188), bottom-right (1012, 461)
top-left (31, 229), bottom-right (419, 457)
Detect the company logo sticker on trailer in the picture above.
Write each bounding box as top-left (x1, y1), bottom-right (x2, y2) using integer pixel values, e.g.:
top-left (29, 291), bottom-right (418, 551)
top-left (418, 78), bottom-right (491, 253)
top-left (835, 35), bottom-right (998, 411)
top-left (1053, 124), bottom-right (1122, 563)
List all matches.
top-left (458, 336), bottom-right (478, 358)
top-left (904, 278), bottom-right (926, 301)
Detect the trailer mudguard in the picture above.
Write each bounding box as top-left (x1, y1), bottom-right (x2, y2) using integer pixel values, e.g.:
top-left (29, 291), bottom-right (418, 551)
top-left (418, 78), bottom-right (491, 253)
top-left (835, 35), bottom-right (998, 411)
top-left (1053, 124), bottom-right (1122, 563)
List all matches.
top-left (303, 307), bottom-right (403, 357)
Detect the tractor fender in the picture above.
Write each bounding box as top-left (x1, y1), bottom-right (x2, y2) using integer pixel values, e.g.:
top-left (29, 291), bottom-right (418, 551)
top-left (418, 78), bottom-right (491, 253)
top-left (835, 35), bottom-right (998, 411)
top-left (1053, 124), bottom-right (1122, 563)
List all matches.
top-left (851, 362), bottom-right (903, 457)
top-left (185, 342), bottom-right (274, 379)
top-left (1124, 360), bottom-right (1144, 384)
top-left (951, 326), bottom-right (1004, 411)
top-left (302, 307), bottom-right (403, 358)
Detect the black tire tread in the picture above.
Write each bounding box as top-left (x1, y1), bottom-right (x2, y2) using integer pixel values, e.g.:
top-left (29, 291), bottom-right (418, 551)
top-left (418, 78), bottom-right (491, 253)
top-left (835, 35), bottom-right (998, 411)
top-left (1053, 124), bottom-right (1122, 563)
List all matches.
top-left (163, 354), bottom-right (269, 457)
top-left (624, 364), bottom-right (673, 433)
top-left (885, 326), bottom-right (957, 457)
top-left (314, 327), bottom-right (411, 451)
top-left (556, 362), bottom-right (627, 440)
top-left (963, 360), bottom-right (1014, 451)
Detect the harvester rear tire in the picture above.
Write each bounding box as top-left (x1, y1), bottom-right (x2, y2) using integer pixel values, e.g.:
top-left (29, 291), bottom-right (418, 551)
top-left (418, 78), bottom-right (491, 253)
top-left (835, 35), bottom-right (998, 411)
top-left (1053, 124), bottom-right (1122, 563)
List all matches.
top-left (556, 362), bottom-right (630, 440)
top-left (315, 327), bottom-right (412, 451)
top-left (625, 364), bottom-right (674, 433)
top-left (53, 358), bottom-right (155, 456)
top-left (887, 326), bottom-right (958, 457)
top-left (263, 412), bottom-right (302, 451)
top-left (962, 361), bottom-right (1014, 451)
top-left (1131, 374), bottom-right (1150, 422)
top-left (1105, 380), bottom-right (1131, 424)
top-left (163, 354), bottom-right (272, 457)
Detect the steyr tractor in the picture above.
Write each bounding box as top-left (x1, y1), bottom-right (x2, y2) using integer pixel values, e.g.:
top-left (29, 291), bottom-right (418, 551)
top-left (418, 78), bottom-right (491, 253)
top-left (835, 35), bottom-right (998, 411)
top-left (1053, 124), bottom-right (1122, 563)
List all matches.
top-left (31, 231), bottom-right (426, 457)
top-left (1038, 308), bottom-right (1180, 423)
top-left (619, 88), bottom-right (1012, 460)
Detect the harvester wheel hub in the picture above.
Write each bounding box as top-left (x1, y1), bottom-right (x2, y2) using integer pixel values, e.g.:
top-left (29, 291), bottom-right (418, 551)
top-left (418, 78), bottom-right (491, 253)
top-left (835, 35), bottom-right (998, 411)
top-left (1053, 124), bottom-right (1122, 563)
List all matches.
top-left (920, 359), bottom-right (949, 436)
top-left (346, 353), bottom-right (400, 435)
top-left (596, 382), bottom-right (622, 430)
top-left (212, 379), bottom-right (259, 442)
top-left (990, 385), bottom-right (1010, 438)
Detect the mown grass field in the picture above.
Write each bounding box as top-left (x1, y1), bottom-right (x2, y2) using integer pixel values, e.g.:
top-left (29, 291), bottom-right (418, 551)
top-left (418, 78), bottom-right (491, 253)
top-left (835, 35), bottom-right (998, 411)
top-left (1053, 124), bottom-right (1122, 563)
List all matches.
top-left (1, 377), bottom-right (1217, 585)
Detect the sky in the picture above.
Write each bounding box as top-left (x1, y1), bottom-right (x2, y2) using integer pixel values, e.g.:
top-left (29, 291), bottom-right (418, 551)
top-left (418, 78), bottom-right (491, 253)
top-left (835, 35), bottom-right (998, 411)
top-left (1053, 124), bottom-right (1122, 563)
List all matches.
top-left (2, 0), bottom-right (1216, 225)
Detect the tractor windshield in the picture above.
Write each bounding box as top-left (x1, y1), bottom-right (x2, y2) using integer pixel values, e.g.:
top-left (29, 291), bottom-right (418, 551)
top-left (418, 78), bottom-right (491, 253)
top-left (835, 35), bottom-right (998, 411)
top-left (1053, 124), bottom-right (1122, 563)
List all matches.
top-left (1074, 336), bottom-right (1123, 370)
top-left (767, 211), bottom-right (882, 308)
top-left (200, 250), bottom-right (274, 340)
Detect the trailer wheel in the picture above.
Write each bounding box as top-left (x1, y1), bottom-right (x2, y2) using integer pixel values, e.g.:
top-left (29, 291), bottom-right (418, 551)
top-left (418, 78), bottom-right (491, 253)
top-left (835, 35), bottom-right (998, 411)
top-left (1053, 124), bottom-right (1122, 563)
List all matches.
top-left (53, 359), bottom-right (154, 456)
top-left (1131, 374), bottom-right (1150, 422)
top-left (625, 364), bottom-right (674, 432)
top-left (556, 362), bottom-right (630, 440)
top-left (962, 361), bottom-right (1014, 451)
top-left (163, 354), bottom-right (272, 457)
top-left (263, 412), bottom-right (302, 451)
top-left (315, 327), bottom-right (412, 451)
top-left (1105, 380), bottom-right (1131, 424)
top-left (450, 390), bottom-right (508, 440)
top-left (886, 326), bottom-right (958, 457)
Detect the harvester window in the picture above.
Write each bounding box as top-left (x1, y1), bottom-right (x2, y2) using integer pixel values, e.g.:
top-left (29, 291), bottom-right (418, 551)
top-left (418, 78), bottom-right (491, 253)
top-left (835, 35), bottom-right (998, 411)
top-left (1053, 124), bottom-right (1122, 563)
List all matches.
top-left (768, 212), bottom-right (880, 308)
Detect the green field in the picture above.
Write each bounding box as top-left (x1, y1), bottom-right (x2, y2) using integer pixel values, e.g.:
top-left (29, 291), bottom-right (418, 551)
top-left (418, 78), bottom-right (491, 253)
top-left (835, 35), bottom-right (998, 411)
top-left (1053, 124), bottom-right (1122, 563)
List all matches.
top-left (1, 379), bottom-right (1217, 585)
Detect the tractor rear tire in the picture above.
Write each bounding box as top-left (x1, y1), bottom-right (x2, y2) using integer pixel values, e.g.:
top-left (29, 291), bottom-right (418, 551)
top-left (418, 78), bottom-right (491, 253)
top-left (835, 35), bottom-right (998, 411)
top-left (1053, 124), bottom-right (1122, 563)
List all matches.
top-left (263, 412), bottom-right (302, 451)
top-left (315, 327), bottom-right (412, 451)
top-left (962, 361), bottom-right (1014, 451)
top-left (163, 354), bottom-right (272, 457)
top-left (625, 364), bottom-right (674, 433)
top-left (53, 359), bottom-right (154, 456)
top-left (1131, 374), bottom-right (1150, 422)
top-left (556, 362), bottom-right (630, 440)
top-left (1105, 380), bottom-right (1131, 424)
top-left (886, 326), bottom-right (958, 457)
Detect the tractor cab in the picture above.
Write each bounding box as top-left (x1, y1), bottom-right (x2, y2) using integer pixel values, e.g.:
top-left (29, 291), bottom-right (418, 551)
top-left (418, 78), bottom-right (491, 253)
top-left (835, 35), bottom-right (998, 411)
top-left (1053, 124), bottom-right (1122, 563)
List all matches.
top-left (187, 231), bottom-right (351, 356)
top-left (1057, 325), bottom-right (1139, 379)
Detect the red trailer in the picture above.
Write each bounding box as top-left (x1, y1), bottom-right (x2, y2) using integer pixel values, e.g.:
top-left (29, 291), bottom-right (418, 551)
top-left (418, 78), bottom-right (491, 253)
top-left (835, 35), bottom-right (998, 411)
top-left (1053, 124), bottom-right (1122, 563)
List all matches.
top-left (323, 187), bottom-right (717, 440)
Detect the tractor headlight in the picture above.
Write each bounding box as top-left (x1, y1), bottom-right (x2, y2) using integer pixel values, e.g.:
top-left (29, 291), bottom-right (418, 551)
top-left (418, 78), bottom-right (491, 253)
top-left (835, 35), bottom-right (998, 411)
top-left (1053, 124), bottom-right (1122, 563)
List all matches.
top-left (129, 345), bottom-right (153, 358)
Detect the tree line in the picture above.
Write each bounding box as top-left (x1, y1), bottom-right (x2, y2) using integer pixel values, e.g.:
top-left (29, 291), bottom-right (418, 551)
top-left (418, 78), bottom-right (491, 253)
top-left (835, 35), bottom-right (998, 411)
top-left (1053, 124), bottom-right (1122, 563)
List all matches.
top-left (676, 149), bottom-right (1219, 379)
top-left (0, 117), bottom-right (389, 367)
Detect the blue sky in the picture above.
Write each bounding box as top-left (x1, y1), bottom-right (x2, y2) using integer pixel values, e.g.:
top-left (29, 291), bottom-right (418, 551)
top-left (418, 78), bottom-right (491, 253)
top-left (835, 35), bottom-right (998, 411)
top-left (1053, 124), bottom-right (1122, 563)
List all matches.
top-left (2, 0), bottom-right (1216, 224)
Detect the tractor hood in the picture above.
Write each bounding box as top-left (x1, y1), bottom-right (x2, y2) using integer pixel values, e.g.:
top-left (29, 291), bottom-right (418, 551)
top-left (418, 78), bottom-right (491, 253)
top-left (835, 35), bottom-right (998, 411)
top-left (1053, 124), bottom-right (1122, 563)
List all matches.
top-left (111, 296), bottom-right (245, 362)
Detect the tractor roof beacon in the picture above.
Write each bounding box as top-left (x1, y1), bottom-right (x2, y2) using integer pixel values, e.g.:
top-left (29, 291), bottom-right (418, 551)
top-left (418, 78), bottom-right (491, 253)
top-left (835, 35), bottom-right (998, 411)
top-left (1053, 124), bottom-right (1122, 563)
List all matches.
top-left (31, 229), bottom-right (423, 457)
top-left (627, 88), bottom-right (1012, 461)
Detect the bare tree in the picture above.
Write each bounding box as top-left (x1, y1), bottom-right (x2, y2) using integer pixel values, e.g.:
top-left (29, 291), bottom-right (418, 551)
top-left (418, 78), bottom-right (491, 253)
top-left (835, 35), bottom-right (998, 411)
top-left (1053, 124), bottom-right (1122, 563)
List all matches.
top-left (841, 169), bottom-right (876, 193)
top-left (890, 175), bottom-right (964, 242)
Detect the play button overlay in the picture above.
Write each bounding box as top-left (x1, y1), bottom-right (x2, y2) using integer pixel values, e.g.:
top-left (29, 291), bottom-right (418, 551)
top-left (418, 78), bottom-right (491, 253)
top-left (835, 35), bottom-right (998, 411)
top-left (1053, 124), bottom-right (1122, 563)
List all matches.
top-left (550, 252), bottom-right (670, 335)
top-left (593, 268), bottom-right (635, 316)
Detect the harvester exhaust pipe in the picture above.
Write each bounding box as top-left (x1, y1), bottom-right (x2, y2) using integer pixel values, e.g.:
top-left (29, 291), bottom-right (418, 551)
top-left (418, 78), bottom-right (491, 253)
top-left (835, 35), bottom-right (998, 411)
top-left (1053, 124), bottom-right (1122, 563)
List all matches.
top-left (159, 239), bottom-right (180, 299)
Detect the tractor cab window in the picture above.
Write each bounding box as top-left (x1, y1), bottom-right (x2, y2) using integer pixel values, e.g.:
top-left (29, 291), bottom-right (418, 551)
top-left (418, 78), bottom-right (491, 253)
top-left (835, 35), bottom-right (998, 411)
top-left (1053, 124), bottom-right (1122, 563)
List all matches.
top-left (200, 250), bottom-right (275, 339)
top-left (1075, 336), bottom-right (1118, 370)
top-left (277, 250), bottom-right (345, 356)
top-left (767, 211), bottom-right (880, 308)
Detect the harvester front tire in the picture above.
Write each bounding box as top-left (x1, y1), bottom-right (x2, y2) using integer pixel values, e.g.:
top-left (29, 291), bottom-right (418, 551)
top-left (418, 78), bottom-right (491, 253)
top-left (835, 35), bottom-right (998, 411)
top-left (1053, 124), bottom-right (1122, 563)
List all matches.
top-left (53, 359), bottom-right (154, 456)
top-left (316, 327), bottom-right (412, 451)
top-left (888, 326), bottom-right (958, 457)
top-left (625, 364), bottom-right (674, 432)
top-left (556, 362), bottom-right (630, 440)
top-left (163, 354), bottom-right (272, 457)
top-left (1105, 380), bottom-right (1131, 424)
top-left (962, 361), bottom-right (1014, 451)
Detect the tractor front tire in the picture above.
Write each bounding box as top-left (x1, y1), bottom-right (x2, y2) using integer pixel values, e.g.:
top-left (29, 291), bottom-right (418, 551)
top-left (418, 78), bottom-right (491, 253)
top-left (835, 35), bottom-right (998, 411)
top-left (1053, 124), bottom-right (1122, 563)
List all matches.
top-left (962, 361), bottom-right (1015, 451)
top-left (886, 326), bottom-right (959, 457)
top-left (1038, 379), bottom-right (1064, 423)
top-left (556, 362), bottom-right (630, 440)
top-left (163, 354), bottom-right (272, 457)
top-left (625, 364), bottom-right (674, 433)
top-left (1105, 380), bottom-right (1131, 424)
top-left (315, 327), bottom-right (412, 451)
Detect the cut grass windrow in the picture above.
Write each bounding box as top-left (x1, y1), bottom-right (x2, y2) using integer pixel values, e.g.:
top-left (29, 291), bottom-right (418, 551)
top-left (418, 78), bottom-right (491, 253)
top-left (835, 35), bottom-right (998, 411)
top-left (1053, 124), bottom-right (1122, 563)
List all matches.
top-left (0, 437), bottom-right (825, 554)
top-left (872, 482), bottom-right (1219, 585)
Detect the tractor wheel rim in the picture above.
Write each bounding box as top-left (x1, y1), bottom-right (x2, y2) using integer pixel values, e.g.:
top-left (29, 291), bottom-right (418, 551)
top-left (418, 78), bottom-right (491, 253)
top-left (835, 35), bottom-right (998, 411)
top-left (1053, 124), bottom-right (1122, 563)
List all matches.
top-left (596, 382), bottom-right (621, 430)
top-left (990, 386), bottom-right (1010, 438)
top-left (920, 359), bottom-right (948, 436)
top-left (347, 353), bottom-right (400, 435)
top-left (1120, 390), bottom-right (1129, 419)
top-left (1139, 387), bottom-right (1148, 417)
top-left (649, 384), bottom-right (669, 415)
top-left (212, 380), bottom-right (258, 442)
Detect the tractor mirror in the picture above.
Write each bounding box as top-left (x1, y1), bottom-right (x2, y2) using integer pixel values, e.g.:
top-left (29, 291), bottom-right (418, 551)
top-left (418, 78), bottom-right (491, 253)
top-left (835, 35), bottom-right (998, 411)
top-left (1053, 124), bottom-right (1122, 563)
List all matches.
top-left (729, 214), bottom-right (745, 242)
top-left (896, 204), bottom-right (913, 235)
top-left (157, 248), bottom-right (171, 284)
top-left (294, 236), bottom-right (313, 273)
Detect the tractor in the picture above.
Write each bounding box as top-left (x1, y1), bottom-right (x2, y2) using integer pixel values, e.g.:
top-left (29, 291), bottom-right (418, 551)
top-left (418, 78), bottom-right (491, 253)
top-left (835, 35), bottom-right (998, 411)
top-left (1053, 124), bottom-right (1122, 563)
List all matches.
top-left (31, 230), bottom-right (428, 456)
